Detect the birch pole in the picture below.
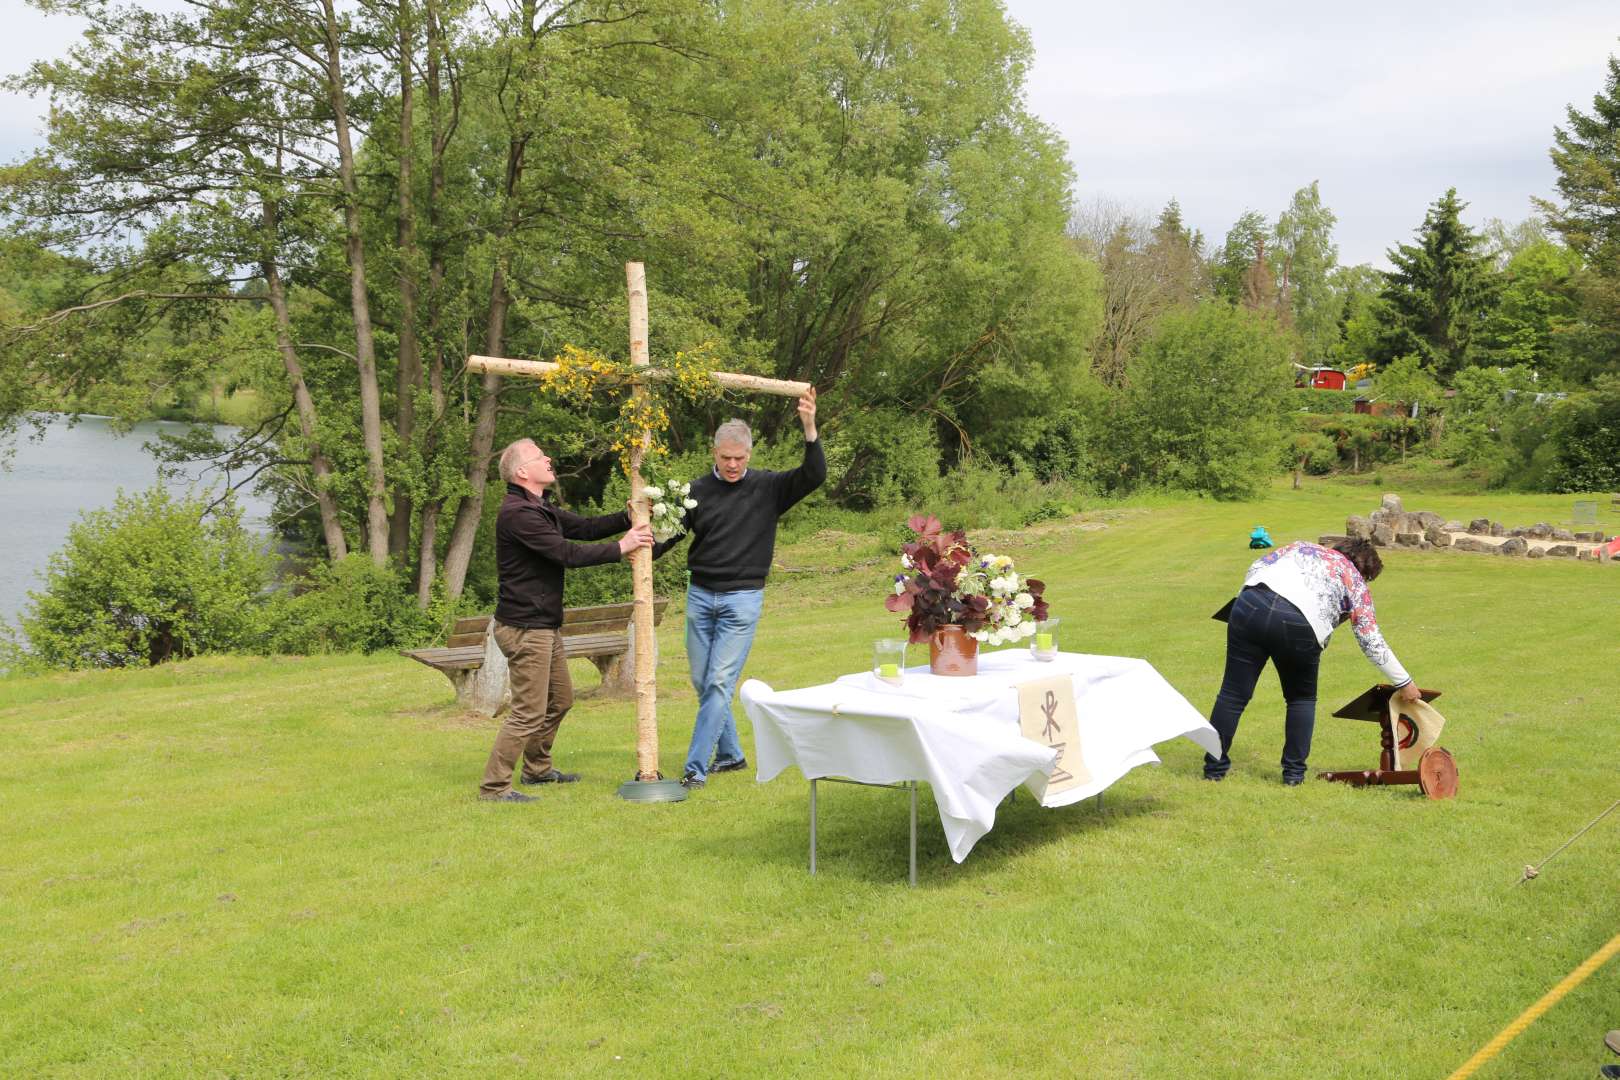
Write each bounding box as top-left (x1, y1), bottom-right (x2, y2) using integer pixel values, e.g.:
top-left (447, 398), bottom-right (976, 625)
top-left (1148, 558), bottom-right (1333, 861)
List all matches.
top-left (625, 262), bottom-right (660, 781)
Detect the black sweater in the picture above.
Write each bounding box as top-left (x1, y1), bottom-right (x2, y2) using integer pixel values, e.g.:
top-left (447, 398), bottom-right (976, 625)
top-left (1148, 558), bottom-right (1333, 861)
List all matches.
top-left (494, 484), bottom-right (629, 628)
top-left (658, 439), bottom-right (826, 591)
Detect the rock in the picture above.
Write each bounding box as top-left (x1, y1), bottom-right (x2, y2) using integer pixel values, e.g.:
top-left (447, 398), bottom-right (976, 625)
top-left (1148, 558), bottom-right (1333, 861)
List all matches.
top-left (1527, 546), bottom-right (1546, 559)
top-left (1546, 544), bottom-right (1578, 557)
top-left (1396, 532), bottom-right (1422, 547)
top-left (1425, 524), bottom-right (1452, 547)
top-left (1371, 523), bottom-right (1395, 546)
top-left (1578, 548), bottom-right (1597, 561)
top-left (1453, 537), bottom-right (1494, 553)
top-left (1380, 493), bottom-right (1404, 514)
top-left (1444, 520), bottom-right (1466, 532)
top-left (1414, 510), bottom-right (1445, 531)
top-left (1345, 515), bottom-right (1373, 540)
top-left (1552, 528), bottom-right (1575, 541)
top-left (1490, 521), bottom-right (1506, 537)
top-left (1529, 523), bottom-right (1554, 539)
top-left (1498, 536), bottom-right (1529, 556)
top-left (1468, 518), bottom-right (1491, 535)
top-left (1419, 540), bottom-right (1433, 551)
top-left (1575, 531), bottom-right (1597, 542)
top-left (1318, 534), bottom-right (1352, 548)
top-left (1509, 527), bottom-right (1528, 538)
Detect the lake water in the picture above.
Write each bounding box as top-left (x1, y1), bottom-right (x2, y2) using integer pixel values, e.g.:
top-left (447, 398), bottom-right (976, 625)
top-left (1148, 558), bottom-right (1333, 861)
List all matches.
top-left (0, 415), bottom-right (276, 627)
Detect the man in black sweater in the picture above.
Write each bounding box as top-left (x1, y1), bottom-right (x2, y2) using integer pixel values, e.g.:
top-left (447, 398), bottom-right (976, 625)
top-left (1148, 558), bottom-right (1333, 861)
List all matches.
top-left (659, 389), bottom-right (824, 788)
top-left (479, 438), bottom-right (652, 802)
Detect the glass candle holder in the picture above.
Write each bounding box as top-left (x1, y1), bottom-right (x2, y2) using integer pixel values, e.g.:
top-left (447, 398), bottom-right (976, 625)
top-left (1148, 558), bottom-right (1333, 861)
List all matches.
top-left (1029, 618), bottom-right (1060, 661)
top-left (873, 638), bottom-right (908, 684)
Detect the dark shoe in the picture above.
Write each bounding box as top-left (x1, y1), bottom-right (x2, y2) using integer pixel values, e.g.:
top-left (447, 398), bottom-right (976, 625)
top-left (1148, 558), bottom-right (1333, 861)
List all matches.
top-left (522, 769), bottom-right (580, 784)
top-left (480, 789), bottom-right (536, 803)
top-left (680, 771), bottom-right (705, 789)
top-left (1201, 773), bottom-right (1225, 782)
top-left (709, 757), bottom-right (748, 775)
top-left (1598, 1065), bottom-right (1620, 1078)
top-left (1282, 776), bottom-right (1304, 787)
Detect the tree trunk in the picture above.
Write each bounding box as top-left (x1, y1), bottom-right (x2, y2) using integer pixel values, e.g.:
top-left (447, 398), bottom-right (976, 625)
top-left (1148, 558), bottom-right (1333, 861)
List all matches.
top-left (440, 266), bottom-right (510, 601)
top-left (320, 0), bottom-right (391, 565)
top-left (261, 204), bottom-right (348, 562)
top-left (440, 76), bottom-right (527, 602)
top-left (413, 0), bottom-right (455, 606)
top-left (1293, 461), bottom-right (1302, 490)
top-left (389, 0), bottom-right (422, 563)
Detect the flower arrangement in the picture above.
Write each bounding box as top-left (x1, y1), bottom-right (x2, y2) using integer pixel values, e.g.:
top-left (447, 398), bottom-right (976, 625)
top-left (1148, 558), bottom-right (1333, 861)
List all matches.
top-left (884, 514), bottom-right (1049, 645)
top-left (641, 477), bottom-right (697, 542)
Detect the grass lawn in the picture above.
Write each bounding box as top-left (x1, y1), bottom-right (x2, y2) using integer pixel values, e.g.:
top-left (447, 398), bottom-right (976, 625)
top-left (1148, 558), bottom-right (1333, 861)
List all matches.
top-left (2, 479), bottom-right (1617, 1078)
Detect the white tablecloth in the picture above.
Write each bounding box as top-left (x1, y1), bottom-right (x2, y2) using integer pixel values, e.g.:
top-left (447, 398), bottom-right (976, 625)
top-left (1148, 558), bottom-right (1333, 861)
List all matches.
top-left (740, 649), bottom-right (1220, 862)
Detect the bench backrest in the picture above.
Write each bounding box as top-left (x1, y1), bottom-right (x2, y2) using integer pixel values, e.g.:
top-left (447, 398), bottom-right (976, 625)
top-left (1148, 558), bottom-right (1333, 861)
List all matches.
top-left (446, 599), bottom-right (670, 648)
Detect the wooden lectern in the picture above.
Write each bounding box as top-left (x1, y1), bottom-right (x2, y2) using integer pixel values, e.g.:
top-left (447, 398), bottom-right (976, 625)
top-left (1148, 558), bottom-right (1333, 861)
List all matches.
top-left (1318, 684), bottom-right (1458, 799)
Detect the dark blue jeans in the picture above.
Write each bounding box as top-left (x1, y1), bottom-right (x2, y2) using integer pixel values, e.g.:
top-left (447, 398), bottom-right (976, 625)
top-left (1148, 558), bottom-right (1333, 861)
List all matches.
top-left (1204, 585), bottom-right (1324, 782)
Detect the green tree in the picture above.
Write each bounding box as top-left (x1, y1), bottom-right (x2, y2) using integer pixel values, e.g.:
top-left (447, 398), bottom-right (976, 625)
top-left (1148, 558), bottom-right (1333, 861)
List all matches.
top-left (1535, 52), bottom-right (1620, 382)
top-left (1375, 188), bottom-right (1498, 379)
top-left (1478, 239), bottom-right (1581, 372)
top-left (17, 488), bottom-right (269, 669)
top-left (1326, 263), bottom-right (1385, 372)
top-left (1274, 181), bottom-right (1340, 361)
top-left (1213, 210), bottom-right (1270, 304)
top-left (1113, 304), bottom-right (1294, 499)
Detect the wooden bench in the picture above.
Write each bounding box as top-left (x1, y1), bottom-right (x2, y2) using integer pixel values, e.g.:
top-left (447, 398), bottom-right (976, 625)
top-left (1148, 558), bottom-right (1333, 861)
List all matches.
top-left (403, 599), bottom-right (669, 716)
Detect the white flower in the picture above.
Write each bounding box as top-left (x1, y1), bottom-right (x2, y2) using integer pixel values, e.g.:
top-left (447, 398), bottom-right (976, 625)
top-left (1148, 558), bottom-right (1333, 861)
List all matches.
top-left (1015, 592), bottom-right (1034, 609)
top-left (683, 498), bottom-right (697, 509)
top-left (642, 485), bottom-right (663, 498)
top-left (652, 502), bottom-right (667, 516)
top-left (900, 553), bottom-right (913, 569)
top-left (679, 482), bottom-right (690, 494)
top-left (893, 580), bottom-right (906, 595)
top-left (1006, 609), bottom-right (1022, 627)
top-left (971, 630), bottom-right (989, 641)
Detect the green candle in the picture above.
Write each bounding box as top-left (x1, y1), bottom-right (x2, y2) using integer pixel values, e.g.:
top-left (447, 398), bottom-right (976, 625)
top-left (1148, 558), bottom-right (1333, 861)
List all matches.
top-left (879, 662), bottom-right (900, 678)
top-left (1036, 632), bottom-right (1053, 651)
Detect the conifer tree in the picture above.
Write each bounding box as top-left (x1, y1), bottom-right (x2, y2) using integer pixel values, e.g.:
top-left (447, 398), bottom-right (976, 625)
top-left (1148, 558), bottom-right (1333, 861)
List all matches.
top-left (1374, 188), bottom-right (1498, 380)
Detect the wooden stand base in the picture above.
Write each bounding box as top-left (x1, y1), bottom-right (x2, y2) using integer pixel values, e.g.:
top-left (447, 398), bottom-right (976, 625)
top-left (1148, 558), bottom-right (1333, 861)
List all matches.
top-left (1319, 685), bottom-right (1458, 800)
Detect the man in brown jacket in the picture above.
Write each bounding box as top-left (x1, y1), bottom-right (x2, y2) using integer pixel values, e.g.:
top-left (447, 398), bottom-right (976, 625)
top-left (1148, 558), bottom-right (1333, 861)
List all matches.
top-left (479, 438), bottom-right (653, 802)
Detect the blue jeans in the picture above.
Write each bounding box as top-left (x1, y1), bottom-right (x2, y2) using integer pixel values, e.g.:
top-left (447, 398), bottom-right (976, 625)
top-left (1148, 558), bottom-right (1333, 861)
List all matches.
top-left (684, 585), bottom-right (764, 780)
top-left (1204, 585), bottom-right (1324, 782)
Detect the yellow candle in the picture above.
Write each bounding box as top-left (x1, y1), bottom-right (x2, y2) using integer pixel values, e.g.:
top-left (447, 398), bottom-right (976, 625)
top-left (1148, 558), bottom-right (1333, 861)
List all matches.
top-left (879, 663), bottom-right (900, 678)
top-left (1036, 632), bottom-right (1053, 650)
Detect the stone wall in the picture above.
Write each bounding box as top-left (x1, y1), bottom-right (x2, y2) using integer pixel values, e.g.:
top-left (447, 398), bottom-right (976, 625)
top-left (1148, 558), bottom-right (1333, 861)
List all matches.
top-left (1336, 494), bottom-right (1615, 563)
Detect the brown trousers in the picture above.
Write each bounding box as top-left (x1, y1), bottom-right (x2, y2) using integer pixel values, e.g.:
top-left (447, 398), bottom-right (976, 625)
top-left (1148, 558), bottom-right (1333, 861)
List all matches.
top-left (479, 623), bottom-right (573, 797)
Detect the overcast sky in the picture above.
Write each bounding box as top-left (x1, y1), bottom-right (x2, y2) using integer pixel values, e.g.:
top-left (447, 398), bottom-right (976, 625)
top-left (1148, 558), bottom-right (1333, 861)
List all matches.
top-left (3, 1), bottom-right (1616, 268)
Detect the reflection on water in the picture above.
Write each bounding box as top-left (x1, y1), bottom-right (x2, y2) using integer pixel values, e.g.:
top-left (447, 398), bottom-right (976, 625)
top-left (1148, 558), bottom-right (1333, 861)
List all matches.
top-left (0, 415), bottom-right (276, 627)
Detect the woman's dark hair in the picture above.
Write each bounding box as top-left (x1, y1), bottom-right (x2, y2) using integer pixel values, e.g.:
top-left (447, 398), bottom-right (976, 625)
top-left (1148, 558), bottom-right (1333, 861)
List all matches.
top-left (1331, 537), bottom-right (1383, 582)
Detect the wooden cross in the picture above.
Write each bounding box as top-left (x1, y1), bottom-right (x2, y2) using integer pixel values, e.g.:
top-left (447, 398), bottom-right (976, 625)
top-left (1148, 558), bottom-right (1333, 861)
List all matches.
top-left (468, 262), bottom-right (809, 783)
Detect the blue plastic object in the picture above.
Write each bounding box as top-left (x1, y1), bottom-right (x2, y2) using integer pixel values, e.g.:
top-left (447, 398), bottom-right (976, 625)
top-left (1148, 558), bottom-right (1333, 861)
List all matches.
top-left (1248, 526), bottom-right (1274, 549)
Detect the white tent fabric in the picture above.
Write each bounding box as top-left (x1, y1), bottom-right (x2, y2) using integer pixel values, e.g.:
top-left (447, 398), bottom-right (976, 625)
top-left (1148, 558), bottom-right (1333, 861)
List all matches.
top-left (741, 650), bottom-right (1220, 862)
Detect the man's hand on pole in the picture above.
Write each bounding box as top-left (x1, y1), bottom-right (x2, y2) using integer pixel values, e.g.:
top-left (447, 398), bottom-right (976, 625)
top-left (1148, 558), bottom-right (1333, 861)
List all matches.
top-left (1395, 681), bottom-right (1421, 704)
top-left (798, 385), bottom-right (818, 442)
top-left (619, 523), bottom-right (654, 555)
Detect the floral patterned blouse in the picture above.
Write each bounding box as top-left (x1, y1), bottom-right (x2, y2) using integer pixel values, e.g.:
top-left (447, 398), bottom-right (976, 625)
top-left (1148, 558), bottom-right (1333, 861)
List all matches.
top-left (1244, 541), bottom-right (1411, 686)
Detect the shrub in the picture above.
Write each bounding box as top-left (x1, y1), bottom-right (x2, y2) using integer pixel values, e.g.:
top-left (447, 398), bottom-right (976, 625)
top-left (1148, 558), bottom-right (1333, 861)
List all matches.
top-left (260, 555), bottom-right (440, 655)
top-left (17, 486), bottom-right (269, 669)
top-left (1113, 304), bottom-right (1295, 498)
top-left (824, 407), bottom-right (941, 510)
top-left (1545, 376), bottom-right (1620, 493)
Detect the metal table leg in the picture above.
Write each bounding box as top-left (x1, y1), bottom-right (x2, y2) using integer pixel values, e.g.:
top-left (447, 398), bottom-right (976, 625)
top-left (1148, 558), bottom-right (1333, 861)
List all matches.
top-left (908, 781), bottom-right (918, 887)
top-left (806, 776), bottom-right (920, 885)
top-left (809, 778), bottom-right (817, 876)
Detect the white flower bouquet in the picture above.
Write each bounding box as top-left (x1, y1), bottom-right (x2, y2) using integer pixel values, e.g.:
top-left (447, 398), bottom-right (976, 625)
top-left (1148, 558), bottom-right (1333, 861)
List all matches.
top-left (641, 479), bottom-right (696, 542)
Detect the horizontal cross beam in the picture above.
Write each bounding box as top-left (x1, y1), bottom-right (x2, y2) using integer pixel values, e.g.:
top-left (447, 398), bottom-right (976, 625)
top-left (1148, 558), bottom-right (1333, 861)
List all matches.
top-left (467, 355), bottom-right (810, 398)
